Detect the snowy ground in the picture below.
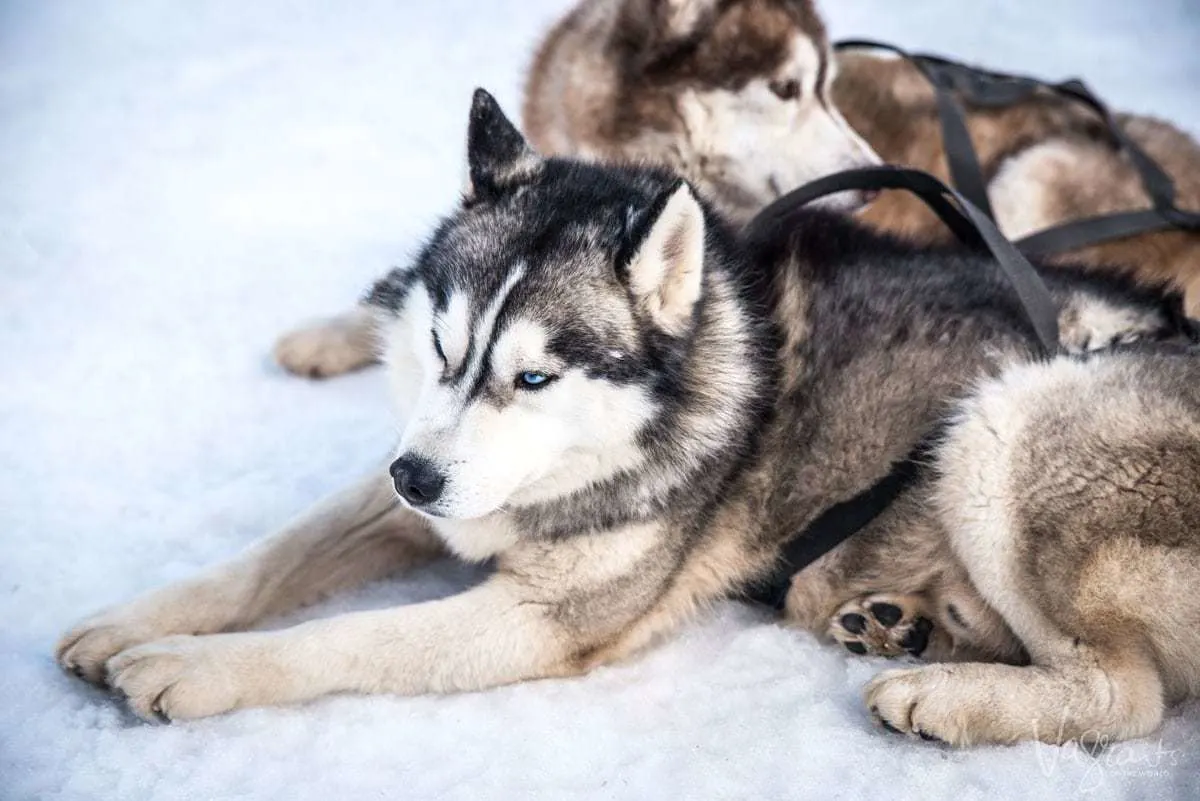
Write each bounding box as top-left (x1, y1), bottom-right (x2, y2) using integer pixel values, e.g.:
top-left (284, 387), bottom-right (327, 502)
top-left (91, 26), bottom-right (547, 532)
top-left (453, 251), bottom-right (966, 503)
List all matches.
top-left (3, 1), bottom-right (1200, 799)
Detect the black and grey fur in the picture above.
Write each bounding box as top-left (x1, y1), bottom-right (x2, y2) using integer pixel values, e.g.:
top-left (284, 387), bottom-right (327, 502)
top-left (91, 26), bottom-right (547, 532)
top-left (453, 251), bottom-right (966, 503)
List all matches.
top-left (57, 91), bottom-right (1200, 747)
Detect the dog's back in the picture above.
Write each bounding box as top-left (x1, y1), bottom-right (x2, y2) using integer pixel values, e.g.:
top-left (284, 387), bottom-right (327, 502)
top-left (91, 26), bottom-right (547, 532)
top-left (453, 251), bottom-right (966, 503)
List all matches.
top-left (731, 204), bottom-right (1187, 541)
top-left (746, 209), bottom-right (1200, 745)
top-left (742, 205), bottom-right (1194, 663)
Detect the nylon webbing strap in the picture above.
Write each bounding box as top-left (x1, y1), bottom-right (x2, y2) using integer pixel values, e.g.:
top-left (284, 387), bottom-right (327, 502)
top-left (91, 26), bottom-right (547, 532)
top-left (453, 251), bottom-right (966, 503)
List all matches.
top-left (1016, 210), bottom-right (1183, 256)
top-left (748, 165), bottom-right (1061, 357)
top-left (833, 39), bottom-right (1200, 253)
top-left (744, 432), bottom-right (936, 611)
top-left (741, 165), bottom-right (1062, 610)
top-left (834, 39), bottom-right (998, 218)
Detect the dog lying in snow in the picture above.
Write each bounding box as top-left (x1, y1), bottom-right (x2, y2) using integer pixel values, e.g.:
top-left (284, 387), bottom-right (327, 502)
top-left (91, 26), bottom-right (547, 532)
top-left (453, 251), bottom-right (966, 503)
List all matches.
top-left (58, 91), bottom-right (1200, 746)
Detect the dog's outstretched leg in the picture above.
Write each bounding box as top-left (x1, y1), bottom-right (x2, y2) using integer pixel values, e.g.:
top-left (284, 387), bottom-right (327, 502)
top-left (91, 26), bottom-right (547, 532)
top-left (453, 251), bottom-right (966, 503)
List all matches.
top-left (103, 573), bottom-right (584, 721)
top-left (56, 473), bottom-right (441, 684)
top-left (273, 305), bottom-right (380, 378)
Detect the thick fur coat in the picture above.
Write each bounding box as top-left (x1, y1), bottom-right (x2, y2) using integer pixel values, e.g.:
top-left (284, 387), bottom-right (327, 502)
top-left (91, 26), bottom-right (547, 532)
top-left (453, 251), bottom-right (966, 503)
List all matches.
top-left (58, 93), bottom-right (1200, 746)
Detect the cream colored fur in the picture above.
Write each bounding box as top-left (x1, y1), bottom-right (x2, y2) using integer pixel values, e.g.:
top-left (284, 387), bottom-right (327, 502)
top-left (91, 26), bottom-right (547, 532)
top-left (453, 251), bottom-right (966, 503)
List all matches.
top-left (865, 355), bottom-right (1200, 745)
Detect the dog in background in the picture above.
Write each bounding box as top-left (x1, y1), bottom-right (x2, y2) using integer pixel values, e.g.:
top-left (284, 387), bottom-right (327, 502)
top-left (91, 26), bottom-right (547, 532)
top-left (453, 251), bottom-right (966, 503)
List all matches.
top-left (273, 0), bottom-right (1200, 380)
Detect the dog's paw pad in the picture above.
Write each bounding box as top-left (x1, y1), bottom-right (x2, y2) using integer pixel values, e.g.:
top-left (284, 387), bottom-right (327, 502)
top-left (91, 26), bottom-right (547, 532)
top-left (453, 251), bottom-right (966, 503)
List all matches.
top-left (869, 602), bottom-right (903, 627)
top-left (839, 612), bottom-right (867, 634)
top-left (828, 593), bottom-right (933, 658)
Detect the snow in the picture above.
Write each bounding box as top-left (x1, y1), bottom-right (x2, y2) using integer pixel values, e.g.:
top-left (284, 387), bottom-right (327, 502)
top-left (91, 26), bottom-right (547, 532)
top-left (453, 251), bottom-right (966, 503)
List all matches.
top-left (2, 1), bottom-right (1199, 799)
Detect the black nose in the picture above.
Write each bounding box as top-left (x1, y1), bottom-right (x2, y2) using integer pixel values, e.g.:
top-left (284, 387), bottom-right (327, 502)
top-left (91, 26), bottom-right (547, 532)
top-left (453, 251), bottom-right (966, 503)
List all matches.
top-left (389, 454), bottom-right (446, 507)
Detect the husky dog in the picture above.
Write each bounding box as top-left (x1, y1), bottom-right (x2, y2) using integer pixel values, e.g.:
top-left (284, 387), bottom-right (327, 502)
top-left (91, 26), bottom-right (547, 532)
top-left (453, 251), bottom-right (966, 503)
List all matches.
top-left (58, 92), bottom-right (1200, 745)
top-left (273, 0), bottom-right (1200, 379)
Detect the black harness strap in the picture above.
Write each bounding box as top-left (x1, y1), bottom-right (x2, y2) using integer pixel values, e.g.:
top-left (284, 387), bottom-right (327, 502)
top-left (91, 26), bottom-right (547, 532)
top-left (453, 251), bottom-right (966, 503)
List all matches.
top-left (834, 39), bottom-right (1005, 218)
top-left (749, 166), bottom-right (1062, 357)
top-left (1016, 209), bottom-right (1191, 257)
top-left (834, 39), bottom-right (1200, 254)
top-left (743, 166), bottom-right (1061, 610)
top-left (744, 434), bottom-right (936, 611)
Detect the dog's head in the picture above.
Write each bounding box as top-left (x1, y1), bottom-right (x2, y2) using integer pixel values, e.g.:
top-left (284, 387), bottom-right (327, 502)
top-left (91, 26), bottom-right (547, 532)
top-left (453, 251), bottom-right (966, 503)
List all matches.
top-left (368, 90), bottom-right (747, 523)
top-left (611, 0), bottom-right (881, 219)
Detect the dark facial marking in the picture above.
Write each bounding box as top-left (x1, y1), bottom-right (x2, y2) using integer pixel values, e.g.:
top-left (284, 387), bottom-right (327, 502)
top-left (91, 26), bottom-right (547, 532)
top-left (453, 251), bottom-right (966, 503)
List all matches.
top-left (464, 324), bottom-right (507, 403)
top-left (432, 330), bottom-right (447, 365)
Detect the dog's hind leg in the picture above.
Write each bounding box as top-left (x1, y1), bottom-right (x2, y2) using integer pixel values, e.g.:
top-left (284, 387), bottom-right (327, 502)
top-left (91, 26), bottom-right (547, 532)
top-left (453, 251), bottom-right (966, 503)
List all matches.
top-left (56, 472), bottom-right (442, 684)
top-left (864, 641), bottom-right (1165, 745)
top-left (866, 538), bottom-right (1200, 746)
top-left (866, 355), bottom-right (1200, 746)
top-left (865, 512), bottom-right (1170, 746)
top-left (273, 304), bottom-right (380, 378)
top-left (864, 541), bottom-right (1174, 745)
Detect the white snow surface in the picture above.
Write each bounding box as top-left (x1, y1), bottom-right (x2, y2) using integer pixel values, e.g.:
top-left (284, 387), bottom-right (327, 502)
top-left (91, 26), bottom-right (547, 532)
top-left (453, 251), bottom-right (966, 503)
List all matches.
top-left (3, 1), bottom-right (1199, 799)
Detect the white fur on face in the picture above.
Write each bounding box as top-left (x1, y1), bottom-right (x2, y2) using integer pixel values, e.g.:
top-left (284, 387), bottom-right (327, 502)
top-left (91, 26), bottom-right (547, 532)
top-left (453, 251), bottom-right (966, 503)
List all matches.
top-left (678, 34), bottom-right (881, 210)
top-left (436, 290), bottom-right (472, 369)
top-left (382, 275), bottom-right (658, 522)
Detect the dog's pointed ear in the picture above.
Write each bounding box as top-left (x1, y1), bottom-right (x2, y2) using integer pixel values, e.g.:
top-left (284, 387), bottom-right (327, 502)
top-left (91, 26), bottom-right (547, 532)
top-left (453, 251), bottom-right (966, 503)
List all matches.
top-left (624, 181), bottom-right (707, 335)
top-left (465, 88), bottom-right (540, 203)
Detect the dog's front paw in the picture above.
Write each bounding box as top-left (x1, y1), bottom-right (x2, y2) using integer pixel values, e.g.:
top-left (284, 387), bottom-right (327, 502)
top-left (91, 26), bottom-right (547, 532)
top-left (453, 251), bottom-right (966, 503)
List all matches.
top-left (273, 314), bottom-right (376, 379)
top-left (865, 665), bottom-right (969, 745)
top-left (107, 635), bottom-right (260, 722)
top-left (56, 613), bottom-right (166, 686)
top-left (828, 593), bottom-right (933, 658)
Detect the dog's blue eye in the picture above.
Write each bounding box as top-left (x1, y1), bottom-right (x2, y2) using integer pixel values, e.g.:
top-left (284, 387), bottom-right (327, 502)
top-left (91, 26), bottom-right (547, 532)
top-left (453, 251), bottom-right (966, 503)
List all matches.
top-left (517, 371), bottom-right (553, 389)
